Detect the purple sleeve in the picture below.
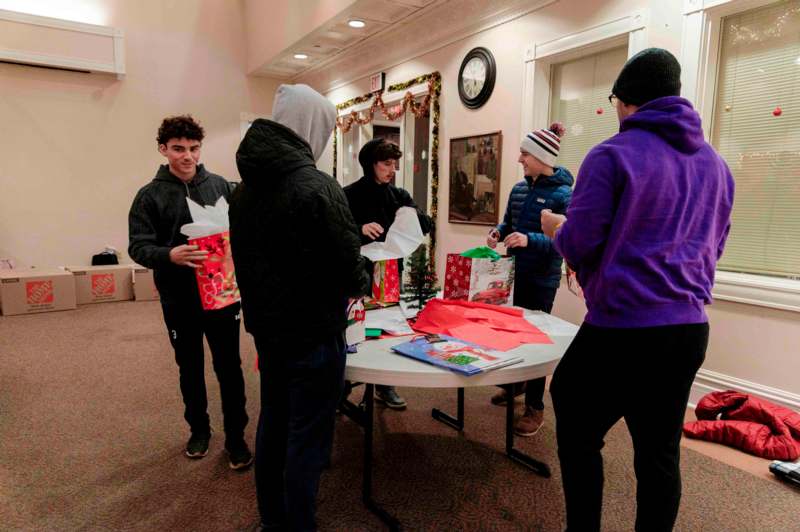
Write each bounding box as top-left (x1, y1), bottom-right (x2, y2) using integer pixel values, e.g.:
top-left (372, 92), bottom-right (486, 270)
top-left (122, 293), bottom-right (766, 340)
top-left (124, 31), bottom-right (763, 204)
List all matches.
top-left (554, 147), bottom-right (619, 269)
top-left (716, 169), bottom-right (735, 261)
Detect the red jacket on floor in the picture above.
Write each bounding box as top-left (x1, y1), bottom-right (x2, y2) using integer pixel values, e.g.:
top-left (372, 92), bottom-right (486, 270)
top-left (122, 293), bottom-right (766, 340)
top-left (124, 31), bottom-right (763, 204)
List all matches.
top-left (683, 391), bottom-right (800, 460)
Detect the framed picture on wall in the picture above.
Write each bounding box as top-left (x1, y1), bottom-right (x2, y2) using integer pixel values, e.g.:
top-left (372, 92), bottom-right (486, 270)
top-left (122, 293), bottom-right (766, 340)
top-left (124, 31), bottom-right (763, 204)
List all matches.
top-left (448, 132), bottom-right (502, 225)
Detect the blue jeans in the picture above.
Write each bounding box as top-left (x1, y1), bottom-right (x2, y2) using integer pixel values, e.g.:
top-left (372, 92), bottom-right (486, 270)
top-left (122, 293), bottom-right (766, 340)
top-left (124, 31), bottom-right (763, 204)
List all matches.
top-left (254, 333), bottom-right (347, 532)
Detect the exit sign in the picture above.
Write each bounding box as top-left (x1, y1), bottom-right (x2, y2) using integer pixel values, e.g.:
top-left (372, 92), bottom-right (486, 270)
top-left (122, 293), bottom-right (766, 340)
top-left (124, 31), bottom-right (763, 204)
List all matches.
top-left (370, 72), bottom-right (385, 93)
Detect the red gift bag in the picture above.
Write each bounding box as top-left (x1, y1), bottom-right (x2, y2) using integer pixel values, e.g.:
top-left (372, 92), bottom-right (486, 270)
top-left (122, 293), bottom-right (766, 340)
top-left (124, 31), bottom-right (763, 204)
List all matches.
top-left (443, 253), bottom-right (514, 306)
top-left (372, 259), bottom-right (400, 303)
top-left (189, 231), bottom-right (240, 310)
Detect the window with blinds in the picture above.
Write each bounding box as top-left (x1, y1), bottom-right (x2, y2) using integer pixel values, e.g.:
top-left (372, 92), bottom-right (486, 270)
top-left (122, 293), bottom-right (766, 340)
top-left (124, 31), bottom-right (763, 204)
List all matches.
top-left (712, 0), bottom-right (800, 278)
top-left (549, 46), bottom-right (628, 178)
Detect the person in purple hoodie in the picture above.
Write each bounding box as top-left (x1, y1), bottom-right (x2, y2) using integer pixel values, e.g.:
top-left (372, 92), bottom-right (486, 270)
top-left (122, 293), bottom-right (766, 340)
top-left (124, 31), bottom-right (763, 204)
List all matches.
top-left (540, 48), bottom-right (734, 531)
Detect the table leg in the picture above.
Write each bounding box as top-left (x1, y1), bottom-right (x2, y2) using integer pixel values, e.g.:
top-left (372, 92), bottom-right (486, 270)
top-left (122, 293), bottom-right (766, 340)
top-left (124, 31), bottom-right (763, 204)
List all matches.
top-left (361, 384), bottom-right (401, 531)
top-left (504, 384), bottom-right (551, 477)
top-left (431, 387), bottom-right (464, 431)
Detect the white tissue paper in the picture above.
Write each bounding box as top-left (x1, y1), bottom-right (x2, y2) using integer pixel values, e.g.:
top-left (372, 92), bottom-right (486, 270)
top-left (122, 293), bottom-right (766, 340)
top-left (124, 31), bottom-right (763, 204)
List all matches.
top-left (360, 206), bottom-right (424, 262)
top-left (180, 197), bottom-right (230, 238)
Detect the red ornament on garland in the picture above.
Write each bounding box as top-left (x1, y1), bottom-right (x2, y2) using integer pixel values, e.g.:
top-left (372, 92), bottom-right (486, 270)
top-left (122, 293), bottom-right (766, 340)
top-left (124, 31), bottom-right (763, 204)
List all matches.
top-left (773, 106), bottom-right (782, 117)
top-left (596, 108), bottom-right (604, 115)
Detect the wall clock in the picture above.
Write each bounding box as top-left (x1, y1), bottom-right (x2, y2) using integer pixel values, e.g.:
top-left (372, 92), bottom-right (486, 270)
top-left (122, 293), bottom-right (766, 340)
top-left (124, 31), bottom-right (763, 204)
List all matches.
top-left (458, 47), bottom-right (496, 109)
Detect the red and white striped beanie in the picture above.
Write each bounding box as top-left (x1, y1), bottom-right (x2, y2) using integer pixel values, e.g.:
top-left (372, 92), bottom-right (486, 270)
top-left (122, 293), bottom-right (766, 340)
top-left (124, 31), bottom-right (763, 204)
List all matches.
top-left (520, 123), bottom-right (565, 167)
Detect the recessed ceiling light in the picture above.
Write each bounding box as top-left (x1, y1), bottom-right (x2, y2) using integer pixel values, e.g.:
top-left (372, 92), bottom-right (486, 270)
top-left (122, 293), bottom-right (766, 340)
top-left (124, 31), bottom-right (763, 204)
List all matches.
top-left (348, 19), bottom-right (366, 28)
top-left (293, 53), bottom-right (308, 60)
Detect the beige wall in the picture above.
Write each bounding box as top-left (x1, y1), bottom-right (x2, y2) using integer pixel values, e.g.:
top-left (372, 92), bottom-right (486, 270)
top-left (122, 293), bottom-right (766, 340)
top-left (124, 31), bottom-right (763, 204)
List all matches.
top-left (553, 285), bottom-right (800, 398)
top-left (316, 0), bottom-right (800, 399)
top-left (0, 0), bottom-right (280, 268)
top-left (243, 0), bottom-right (358, 73)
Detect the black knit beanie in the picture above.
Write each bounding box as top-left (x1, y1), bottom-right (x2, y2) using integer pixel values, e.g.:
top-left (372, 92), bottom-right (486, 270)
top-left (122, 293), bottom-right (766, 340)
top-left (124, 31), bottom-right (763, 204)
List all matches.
top-left (358, 139), bottom-right (384, 179)
top-left (612, 48), bottom-right (681, 106)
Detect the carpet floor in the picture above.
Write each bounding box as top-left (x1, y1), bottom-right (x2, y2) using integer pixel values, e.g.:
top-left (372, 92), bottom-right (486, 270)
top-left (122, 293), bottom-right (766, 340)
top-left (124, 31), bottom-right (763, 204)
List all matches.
top-left (1, 301), bottom-right (798, 531)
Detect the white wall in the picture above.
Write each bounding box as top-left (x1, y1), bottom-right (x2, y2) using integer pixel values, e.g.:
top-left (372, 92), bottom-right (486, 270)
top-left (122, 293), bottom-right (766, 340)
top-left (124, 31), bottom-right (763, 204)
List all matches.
top-left (0, 0), bottom-right (280, 269)
top-left (313, 0), bottom-right (800, 401)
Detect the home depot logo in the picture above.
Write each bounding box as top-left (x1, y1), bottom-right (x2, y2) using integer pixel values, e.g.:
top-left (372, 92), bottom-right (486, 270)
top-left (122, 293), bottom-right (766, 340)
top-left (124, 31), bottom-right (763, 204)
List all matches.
top-left (26, 280), bottom-right (54, 305)
top-left (91, 274), bottom-right (116, 297)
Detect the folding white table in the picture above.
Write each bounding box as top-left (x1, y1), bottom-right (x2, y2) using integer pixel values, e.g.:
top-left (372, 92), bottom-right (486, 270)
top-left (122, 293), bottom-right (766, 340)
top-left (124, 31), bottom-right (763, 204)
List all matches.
top-left (339, 311), bottom-right (579, 531)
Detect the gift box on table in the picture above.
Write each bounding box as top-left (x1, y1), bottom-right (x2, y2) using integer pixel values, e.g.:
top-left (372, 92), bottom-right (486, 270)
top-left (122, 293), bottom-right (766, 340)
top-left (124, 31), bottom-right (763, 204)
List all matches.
top-left (444, 246), bottom-right (515, 306)
top-left (180, 197), bottom-right (240, 311)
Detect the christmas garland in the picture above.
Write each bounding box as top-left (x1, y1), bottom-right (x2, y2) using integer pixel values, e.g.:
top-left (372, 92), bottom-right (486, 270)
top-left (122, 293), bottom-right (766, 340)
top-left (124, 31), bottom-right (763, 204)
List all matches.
top-left (335, 80), bottom-right (433, 133)
top-left (333, 71), bottom-right (442, 267)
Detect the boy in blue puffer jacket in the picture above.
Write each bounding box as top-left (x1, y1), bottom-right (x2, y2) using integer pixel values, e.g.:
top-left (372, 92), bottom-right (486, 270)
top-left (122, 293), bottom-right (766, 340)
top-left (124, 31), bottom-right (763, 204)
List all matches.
top-left (486, 123), bottom-right (572, 437)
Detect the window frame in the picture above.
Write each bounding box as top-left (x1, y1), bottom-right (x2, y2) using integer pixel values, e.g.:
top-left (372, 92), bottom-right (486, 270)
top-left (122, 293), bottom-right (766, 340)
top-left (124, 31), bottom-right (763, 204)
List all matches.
top-left (522, 12), bottom-right (647, 279)
top-left (546, 45), bottom-right (631, 179)
top-left (681, 0), bottom-right (800, 312)
top-left (521, 11), bottom-right (648, 143)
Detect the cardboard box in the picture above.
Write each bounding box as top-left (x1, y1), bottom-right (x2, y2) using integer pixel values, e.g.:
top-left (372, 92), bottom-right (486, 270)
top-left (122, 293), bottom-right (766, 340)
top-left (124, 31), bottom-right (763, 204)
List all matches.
top-left (132, 266), bottom-right (159, 301)
top-left (66, 265), bottom-right (134, 305)
top-left (0, 269), bottom-right (77, 315)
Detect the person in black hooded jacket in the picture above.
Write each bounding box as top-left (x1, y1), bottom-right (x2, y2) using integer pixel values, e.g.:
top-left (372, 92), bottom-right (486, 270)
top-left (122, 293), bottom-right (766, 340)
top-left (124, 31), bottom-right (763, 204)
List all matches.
top-left (344, 139), bottom-right (432, 245)
top-left (229, 84), bottom-right (369, 532)
top-left (128, 115), bottom-right (252, 470)
top-left (343, 139), bottom-right (432, 410)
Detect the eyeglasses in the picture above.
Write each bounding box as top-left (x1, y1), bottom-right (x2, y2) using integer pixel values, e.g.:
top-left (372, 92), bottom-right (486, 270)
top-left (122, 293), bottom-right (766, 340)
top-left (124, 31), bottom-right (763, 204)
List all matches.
top-left (608, 94), bottom-right (618, 106)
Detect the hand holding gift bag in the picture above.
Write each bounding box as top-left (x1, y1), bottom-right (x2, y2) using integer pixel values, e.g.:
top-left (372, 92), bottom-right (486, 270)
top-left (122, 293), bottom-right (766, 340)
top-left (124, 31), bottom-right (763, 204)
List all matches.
top-left (180, 197), bottom-right (240, 310)
top-left (444, 246), bottom-right (515, 306)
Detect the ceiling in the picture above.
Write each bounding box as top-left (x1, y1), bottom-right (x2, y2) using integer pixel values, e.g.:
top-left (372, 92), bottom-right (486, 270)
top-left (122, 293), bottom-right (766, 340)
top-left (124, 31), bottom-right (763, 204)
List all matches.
top-left (253, 0), bottom-right (440, 79)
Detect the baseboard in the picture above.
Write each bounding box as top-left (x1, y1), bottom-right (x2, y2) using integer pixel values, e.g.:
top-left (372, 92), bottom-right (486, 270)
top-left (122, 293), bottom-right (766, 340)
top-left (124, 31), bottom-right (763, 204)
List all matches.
top-left (689, 369), bottom-right (800, 411)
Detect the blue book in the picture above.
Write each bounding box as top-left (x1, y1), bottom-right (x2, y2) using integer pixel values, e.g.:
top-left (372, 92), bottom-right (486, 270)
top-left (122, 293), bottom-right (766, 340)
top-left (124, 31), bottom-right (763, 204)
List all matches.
top-left (391, 335), bottom-right (522, 376)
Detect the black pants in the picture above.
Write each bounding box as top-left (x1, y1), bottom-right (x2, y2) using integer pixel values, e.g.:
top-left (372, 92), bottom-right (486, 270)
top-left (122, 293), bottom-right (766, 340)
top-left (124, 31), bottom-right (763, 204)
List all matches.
top-left (510, 278), bottom-right (557, 409)
top-left (550, 322), bottom-right (709, 532)
top-left (254, 333), bottom-right (347, 532)
top-left (162, 302), bottom-right (248, 444)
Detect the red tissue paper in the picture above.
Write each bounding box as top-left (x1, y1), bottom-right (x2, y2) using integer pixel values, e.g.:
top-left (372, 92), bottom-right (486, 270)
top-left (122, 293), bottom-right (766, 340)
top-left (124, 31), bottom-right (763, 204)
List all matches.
top-left (412, 298), bottom-right (551, 351)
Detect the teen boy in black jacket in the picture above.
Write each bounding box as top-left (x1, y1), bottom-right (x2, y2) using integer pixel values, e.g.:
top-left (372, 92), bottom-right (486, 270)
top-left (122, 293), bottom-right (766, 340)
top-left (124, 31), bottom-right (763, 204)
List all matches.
top-left (344, 139), bottom-right (432, 409)
top-left (128, 115), bottom-right (251, 469)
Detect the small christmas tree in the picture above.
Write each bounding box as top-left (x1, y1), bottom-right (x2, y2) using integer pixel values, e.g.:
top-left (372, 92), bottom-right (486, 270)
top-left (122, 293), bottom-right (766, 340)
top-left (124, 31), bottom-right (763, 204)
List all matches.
top-left (403, 244), bottom-right (438, 310)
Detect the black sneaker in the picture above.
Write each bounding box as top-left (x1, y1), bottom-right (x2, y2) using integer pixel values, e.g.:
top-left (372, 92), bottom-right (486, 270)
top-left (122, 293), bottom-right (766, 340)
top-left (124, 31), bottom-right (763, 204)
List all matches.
top-left (185, 433), bottom-right (211, 459)
top-left (375, 387), bottom-right (407, 410)
top-left (227, 440), bottom-right (254, 471)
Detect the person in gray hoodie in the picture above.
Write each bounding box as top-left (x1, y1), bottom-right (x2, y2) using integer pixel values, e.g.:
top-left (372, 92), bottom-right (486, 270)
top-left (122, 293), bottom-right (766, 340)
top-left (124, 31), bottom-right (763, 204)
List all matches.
top-left (230, 84), bottom-right (369, 532)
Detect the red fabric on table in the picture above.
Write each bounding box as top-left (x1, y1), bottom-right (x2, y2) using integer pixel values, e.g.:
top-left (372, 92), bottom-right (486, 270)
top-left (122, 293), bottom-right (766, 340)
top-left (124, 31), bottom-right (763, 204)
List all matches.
top-left (412, 298), bottom-right (552, 351)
